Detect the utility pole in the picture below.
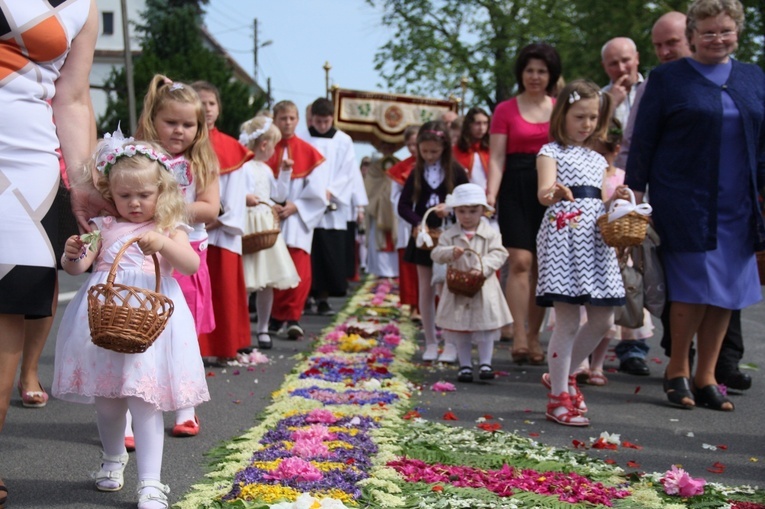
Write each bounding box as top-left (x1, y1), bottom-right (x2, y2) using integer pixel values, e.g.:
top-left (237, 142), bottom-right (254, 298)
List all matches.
top-left (253, 18), bottom-right (259, 80)
top-left (267, 77), bottom-right (272, 109)
top-left (121, 0), bottom-right (136, 134)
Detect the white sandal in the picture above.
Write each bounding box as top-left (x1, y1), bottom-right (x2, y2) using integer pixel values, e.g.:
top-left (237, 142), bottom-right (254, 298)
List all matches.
top-left (137, 480), bottom-right (170, 509)
top-left (93, 451), bottom-right (129, 492)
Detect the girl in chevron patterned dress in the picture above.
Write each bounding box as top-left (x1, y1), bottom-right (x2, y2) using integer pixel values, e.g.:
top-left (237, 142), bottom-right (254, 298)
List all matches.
top-left (535, 80), bottom-right (626, 427)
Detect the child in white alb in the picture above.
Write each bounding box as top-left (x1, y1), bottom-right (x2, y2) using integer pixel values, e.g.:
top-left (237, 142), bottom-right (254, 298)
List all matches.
top-left (431, 184), bottom-right (512, 382)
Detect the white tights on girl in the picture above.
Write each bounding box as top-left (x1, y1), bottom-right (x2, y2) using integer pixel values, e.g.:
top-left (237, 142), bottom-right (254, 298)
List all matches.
top-left (255, 288), bottom-right (274, 334)
top-left (97, 396), bottom-right (167, 508)
top-left (444, 329), bottom-right (499, 367)
top-left (547, 303), bottom-right (614, 395)
top-left (416, 266), bottom-right (438, 353)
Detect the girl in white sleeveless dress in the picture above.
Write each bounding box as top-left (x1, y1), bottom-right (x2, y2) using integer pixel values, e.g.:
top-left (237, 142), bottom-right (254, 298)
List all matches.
top-left (239, 115), bottom-right (300, 349)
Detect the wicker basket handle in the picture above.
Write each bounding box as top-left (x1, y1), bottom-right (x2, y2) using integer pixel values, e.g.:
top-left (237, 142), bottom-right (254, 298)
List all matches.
top-left (451, 247), bottom-right (484, 274)
top-left (420, 206), bottom-right (443, 233)
top-left (107, 237), bottom-right (162, 292)
top-left (416, 206), bottom-right (443, 249)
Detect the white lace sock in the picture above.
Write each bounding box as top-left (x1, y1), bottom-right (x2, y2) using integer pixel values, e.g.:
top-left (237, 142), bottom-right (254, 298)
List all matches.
top-left (175, 406), bottom-right (195, 426)
top-left (256, 288), bottom-right (274, 334)
top-left (444, 331), bottom-right (473, 367)
top-left (570, 305), bottom-right (615, 371)
top-left (94, 397), bottom-right (129, 490)
top-left (417, 265), bottom-right (437, 346)
top-left (127, 396), bottom-right (164, 482)
top-left (547, 303), bottom-right (581, 395)
top-left (124, 409), bottom-right (134, 439)
top-left (476, 330), bottom-right (499, 366)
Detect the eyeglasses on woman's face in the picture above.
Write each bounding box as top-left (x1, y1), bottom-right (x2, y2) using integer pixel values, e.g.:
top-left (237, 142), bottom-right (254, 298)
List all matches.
top-left (696, 30), bottom-right (737, 42)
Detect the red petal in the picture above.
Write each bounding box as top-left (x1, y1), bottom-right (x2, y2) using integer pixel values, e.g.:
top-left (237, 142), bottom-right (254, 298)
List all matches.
top-left (529, 432), bottom-right (540, 437)
top-left (443, 411), bottom-right (458, 421)
top-left (483, 414), bottom-right (494, 420)
top-left (627, 460), bottom-right (641, 468)
top-left (604, 458), bottom-right (617, 465)
top-left (572, 439), bottom-right (587, 449)
top-left (552, 352), bottom-right (558, 358)
top-left (634, 386), bottom-right (641, 394)
top-left (717, 444), bottom-right (728, 450)
top-left (622, 441), bottom-right (643, 450)
top-left (707, 461), bottom-right (726, 474)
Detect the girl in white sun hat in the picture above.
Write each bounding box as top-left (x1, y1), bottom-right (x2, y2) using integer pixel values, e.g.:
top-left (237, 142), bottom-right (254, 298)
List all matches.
top-left (431, 183), bottom-right (512, 382)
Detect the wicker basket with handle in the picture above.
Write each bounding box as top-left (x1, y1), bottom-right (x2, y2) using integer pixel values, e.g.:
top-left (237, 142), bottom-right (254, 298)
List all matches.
top-left (597, 188), bottom-right (651, 248)
top-left (416, 206), bottom-right (443, 251)
top-left (446, 248), bottom-right (486, 297)
top-left (87, 237), bottom-right (174, 354)
top-left (242, 204), bottom-right (281, 254)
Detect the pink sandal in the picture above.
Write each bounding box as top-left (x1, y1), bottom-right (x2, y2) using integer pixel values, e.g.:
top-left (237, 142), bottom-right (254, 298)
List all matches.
top-left (17, 380), bottom-right (48, 408)
top-left (546, 392), bottom-right (589, 427)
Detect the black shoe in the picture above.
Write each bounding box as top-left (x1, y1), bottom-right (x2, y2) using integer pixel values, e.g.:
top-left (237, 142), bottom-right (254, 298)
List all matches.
top-left (316, 300), bottom-right (335, 316)
top-left (286, 321), bottom-right (304, 339)
top-left (256, 332), bottom-right (273, 350)
top-left (457, 366), bottom-right (473, 383)
top-left (716, 370), bottom-right (752, 391)
top-left (304, 297), bottom-right (315, 315)
top-left (249, 312), bottom-right (258, 323)
top-left (237, 345), bottom-right (256, 355)
top-left (619, 357), bottom-right (650, 376)
top-left (269, 318), bottom-right (284, 334)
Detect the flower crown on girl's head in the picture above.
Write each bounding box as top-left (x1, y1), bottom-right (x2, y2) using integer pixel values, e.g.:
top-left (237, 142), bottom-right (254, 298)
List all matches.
top-left (238, 117), bottom-right (273, 145)
top-left (95, 125), bottom-right (191, 186)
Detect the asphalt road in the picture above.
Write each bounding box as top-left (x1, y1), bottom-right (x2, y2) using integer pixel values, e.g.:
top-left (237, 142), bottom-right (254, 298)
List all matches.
top-left (1, 273), bottom-right (763, 508)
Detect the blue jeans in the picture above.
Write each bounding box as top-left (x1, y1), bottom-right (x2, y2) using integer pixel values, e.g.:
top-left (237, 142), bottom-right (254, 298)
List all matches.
top-left (615, 339), bottom-right (649, 362)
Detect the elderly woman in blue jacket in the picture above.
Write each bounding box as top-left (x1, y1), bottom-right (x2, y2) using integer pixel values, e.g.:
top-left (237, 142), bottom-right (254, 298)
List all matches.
top-left (626, 0), bottom-right (765, 412)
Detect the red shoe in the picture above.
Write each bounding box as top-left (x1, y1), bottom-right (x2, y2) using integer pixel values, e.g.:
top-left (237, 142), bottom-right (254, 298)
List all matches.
top-left (541, 373), bottom-right (587, 413)
top-left (124, 436), bottom-right (135, 452)
top-left (546, 392), bottom-right (589, 427)
top-left (172, 415), bottom-right (200, 437)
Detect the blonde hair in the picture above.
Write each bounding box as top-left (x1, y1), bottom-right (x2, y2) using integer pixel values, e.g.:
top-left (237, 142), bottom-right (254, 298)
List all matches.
top-left (95, 140), bottom-right (187, 232)
top-left (239, 113), bottom-right (281, 151)
top-left (273, 100), bottom-right (298, 118)
top-left (686, 0), bottom-right (744, 51)
top-left (549, 79), bottom-right (613, 148)
top-left (136, 74), bottom-right (219, 192)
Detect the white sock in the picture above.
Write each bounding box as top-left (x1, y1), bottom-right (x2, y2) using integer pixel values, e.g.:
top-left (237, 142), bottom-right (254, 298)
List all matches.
top-left (127, 396), bottom-right (164, 482)
top-left (476, 330), bottom-right (499, 366)
top-left (417, 266), bottom-right (437, 346)
top-left (445, 331), bottom-right (472, 367)
top-left (547, 303), bottom-right (581, 395)
top-left (125, 409), bottom-right (134, 439)
top-left (175, 406), bottom-right (195, 426)
top-left (256, 288), bottom-right (274, 334)
top-left (570, 305), bottom-right (615, 370)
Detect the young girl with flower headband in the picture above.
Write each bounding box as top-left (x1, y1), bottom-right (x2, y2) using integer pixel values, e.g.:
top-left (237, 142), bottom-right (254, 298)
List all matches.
top-left (239, 114), bottom-right (299, 349)
top-left (134, 74), bottom-right (219, 438)
top-left (431, 183), bottom-right (511, 382)
top-left (535, 79), bottom-right (627, 427)
top-left (397, 120), bottom-right (469, 362)
top-left (52, 138), bottom-right (210, 509)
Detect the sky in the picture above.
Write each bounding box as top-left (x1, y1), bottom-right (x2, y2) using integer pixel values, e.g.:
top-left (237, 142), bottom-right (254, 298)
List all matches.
top-left (202, 0), bottom-right (394, 161)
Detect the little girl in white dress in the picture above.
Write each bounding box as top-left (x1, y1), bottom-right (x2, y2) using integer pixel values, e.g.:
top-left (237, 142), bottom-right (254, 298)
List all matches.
top-left (53, 137), bottom-right (209, 509)
top-left (239, 115), bottom-right (300, 349)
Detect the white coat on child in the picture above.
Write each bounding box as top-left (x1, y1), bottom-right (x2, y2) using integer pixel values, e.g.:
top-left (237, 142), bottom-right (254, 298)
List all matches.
top-left (432, 183), bottom-right (512, 382)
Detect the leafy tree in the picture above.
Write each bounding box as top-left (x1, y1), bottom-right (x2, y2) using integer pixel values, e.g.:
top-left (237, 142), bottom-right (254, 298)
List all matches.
top-left (368, 0), bottom-right (762, 110)
top-left (98, 0), bottom-right (263, 137)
